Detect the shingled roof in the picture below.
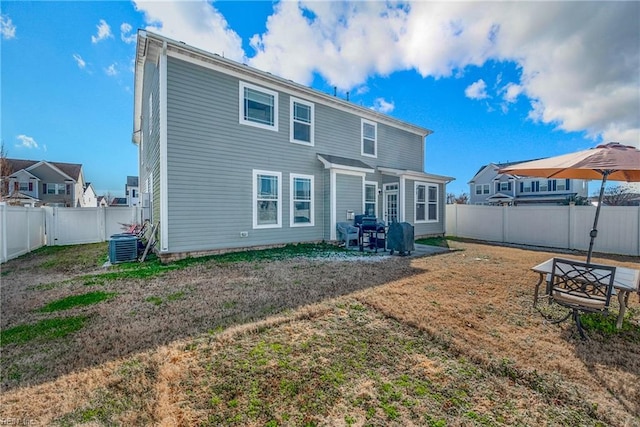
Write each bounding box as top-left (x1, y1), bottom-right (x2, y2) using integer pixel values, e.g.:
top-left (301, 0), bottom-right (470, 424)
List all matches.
top-left (4, 158), bottom-right (83, 181)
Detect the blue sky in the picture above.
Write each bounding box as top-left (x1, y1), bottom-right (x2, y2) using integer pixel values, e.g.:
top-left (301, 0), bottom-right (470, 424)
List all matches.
top-left (2, 1), bottom-right (638, 197)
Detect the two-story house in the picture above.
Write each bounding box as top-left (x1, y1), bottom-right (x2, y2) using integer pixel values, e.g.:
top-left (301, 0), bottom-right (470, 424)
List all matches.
top-left (133, 31), bottom-right (453, 261)
top-left (469, 161), bottom-right (588, 205)
top-left (125, 176), bottom-right (139, 207)
top-left (2, 158), bottom-right (87, 207)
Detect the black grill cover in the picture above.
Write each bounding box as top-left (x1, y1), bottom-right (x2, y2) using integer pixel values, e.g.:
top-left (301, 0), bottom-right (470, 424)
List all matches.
top-left (387, 222), bottom-right (414, 253)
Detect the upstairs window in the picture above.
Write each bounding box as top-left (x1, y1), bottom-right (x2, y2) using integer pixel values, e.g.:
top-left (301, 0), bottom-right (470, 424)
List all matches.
top-left (290, 98), bottom-right (314, 145)
top-left (361, 119), bottom-right (377, 157)
top-left (240, 82), bottom-right (278, 131)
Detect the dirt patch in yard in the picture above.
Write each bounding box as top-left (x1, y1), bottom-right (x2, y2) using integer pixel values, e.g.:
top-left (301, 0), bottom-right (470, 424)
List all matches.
top-left (1, 241), bottom-right (639, 426)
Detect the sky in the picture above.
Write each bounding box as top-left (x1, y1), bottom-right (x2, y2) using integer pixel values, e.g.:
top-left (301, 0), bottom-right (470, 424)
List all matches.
top-left (2, 1), bottom-right (639, 198)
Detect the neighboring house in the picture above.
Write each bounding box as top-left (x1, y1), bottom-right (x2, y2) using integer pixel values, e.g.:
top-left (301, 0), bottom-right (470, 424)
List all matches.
top-left (83, 182), bottom-right (98, 207)
top-left (126, 176), bottom-right (139, 207)
top-left (110, 197), bottom-right (128, 207)
top-left (468, 161), bottom-right (589, 205)
top-left (1, 158), bottom-right (87, 207)
top-left (133, 31), bottom-right (454, 260)
top-left (97, 196), bottom-right (109, 207)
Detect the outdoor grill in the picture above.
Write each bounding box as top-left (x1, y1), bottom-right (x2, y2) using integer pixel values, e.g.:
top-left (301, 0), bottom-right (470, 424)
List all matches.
top-left (387, 222), bottom-right (414, 255)
top-left (354, 214), bottom-right (386, 252)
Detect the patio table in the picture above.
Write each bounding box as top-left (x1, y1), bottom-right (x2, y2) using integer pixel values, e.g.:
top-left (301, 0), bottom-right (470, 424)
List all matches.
top-left (531, 257), bottom-right (640, 329)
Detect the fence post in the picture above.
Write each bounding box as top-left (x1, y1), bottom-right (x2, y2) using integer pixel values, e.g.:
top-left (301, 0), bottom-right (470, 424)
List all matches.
top-left (567, 203), bottom-right (576, 250)
top-left (1, 203), bottom-right (6, 263)
top-left (26, 206), bottom-right (31, 252)
top-left (502, 204), bottom-right (508, 243)
top-left (637, 206), bottom-right (640, 257)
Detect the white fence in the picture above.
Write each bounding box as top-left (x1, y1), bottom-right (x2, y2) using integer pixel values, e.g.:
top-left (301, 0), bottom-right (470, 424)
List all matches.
top-left (0, 204), bottom-right (46, 263)
top-left (0, 204), bottom-right (142, 263)
top-left (446, 204), bottom-right (640, 257)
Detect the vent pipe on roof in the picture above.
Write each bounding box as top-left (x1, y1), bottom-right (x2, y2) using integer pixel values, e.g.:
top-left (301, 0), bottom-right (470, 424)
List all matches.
top-left (333, 86), bottom-right (337, 97)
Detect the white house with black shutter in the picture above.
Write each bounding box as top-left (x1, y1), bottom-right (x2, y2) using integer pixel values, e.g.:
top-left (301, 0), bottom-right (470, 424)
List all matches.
top-left (468, 161), bottom-right (589, 206)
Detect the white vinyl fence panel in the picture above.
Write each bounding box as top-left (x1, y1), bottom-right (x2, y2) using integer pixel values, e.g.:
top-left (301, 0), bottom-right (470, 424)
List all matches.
top-left (1, 206), bottom-right (143, 263)
top-left (0, 204), bottom-right (46, 263)
top-left (43, 207), bottom-right (141, 246)
top-left (446, 204), bottom-right (640, 257)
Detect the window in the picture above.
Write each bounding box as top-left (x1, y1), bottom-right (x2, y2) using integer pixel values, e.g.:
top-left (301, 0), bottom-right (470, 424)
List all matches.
top-left (19, 182), bottom-right (29, 191)
top-left (290, 174), bottom-right (314, 227)
top-left (253, 170), bottom-right (281, 228)
top-left (475, 184), bottom-right (483, 195)
top-left (428, 185), bottom-right (438, 221)
top-left (499, 182), bottom-right (511, 191)
top-left (290, 98), bottom-right (314, 145)
top-left (557, 179), bottom-right (570, 191)
top-left (415, 183), bottom-right (438, 222)
top-left (415, 184), bottom-right (426, 222)
top-left (483, 184), bottom-right (490, 194)
top-left (240, 82), bottom-right (278, 131)
top-left (361, 119), bottom-right (377, 157)
top-left (364, 182), bottom-right (377, 216)
top-left (44, 183), bottom-right (68, 195)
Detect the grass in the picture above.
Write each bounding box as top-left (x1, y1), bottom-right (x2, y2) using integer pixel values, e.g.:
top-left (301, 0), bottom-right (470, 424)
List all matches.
top-left (1, 240), bottom-right (639, 425)
top-left (38, 291), bottom-right (117, 313)
top-left (0, 316), bottom-right (87, 346)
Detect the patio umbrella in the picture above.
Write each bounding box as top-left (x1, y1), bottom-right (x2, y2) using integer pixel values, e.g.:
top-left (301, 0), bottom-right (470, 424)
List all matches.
top-left (498, 142), bottom-right (640, 263)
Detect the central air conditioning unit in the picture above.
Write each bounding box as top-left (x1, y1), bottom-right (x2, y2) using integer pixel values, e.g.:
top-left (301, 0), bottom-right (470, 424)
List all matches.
top-left (109, 234), bottom-right (138, 263)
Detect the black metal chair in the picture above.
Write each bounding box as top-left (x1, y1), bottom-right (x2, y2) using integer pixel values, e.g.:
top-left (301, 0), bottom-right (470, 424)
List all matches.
top-left (543, 258), bottom-right (616, 339)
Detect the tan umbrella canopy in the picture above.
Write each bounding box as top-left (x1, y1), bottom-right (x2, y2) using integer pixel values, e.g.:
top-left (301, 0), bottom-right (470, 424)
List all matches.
top-left (499, 142), bottom-right (640, 262)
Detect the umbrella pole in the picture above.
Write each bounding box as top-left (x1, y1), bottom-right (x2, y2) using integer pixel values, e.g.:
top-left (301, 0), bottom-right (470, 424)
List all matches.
top-left (586, 172), bottom-right (609, 264)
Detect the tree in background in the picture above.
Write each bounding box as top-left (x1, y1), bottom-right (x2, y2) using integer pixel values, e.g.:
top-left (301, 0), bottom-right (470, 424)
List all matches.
top-left (563, 195), bottom-right (591, 206)
top-left (0, 141), bottom-right (12, 199)
top-left (446, 192), bottom-right (469, 204)
top-left (599, 185), bottom-right (639, 206)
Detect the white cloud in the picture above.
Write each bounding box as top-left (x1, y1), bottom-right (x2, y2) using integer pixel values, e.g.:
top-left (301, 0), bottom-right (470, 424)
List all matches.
top-left (72, 53), bottom-right (86, 69)
top-left (502, 83), bottom-right (523, 104)
top-left (133, 0), bottom-right (244, 62)
top-left (91, 19), bottom-right (113, 44)
top-left (1, 14), bottom-right (16, 39)
top-left (465, 79), bottom-right (488, 100)
top-left (372, 98), bottom-right (395, 114)
top-left (120, 22), bottom-right (137, 44)
top-left (136, 1), bottom-right (639, 145)
top-left (105, 63), bottom-right (118, 76)
top-left (249, 2), bottom-right (408, 88)
top-left (16, 135), bottom-right (38, 149)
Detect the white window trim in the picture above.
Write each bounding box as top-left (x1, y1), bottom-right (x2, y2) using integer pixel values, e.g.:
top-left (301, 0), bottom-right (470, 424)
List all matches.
top-left (289, 97), bottom-right (314, 146)
top-left (363, 181), bottom-right (378, 217)
top-left (240, 81), bottom-right (279, 132)
top-left (414, 181), bottom-right (438, 223)
top-left (361, 118), bottom-right (377, 158)
top-left (253, 169), bottom-right (282, 229)
top-left (290, 173), bottom-right (314, 227)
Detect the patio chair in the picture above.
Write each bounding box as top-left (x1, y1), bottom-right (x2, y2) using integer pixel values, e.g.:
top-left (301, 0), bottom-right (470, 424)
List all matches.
top-left (545, 258), bottom-right (616, 339)
top-left (336, 222), bottom-right (359, 250)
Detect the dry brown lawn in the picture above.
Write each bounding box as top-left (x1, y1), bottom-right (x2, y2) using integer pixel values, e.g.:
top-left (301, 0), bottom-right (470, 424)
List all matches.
top-left (1, 240), bottom-right (639, 426)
